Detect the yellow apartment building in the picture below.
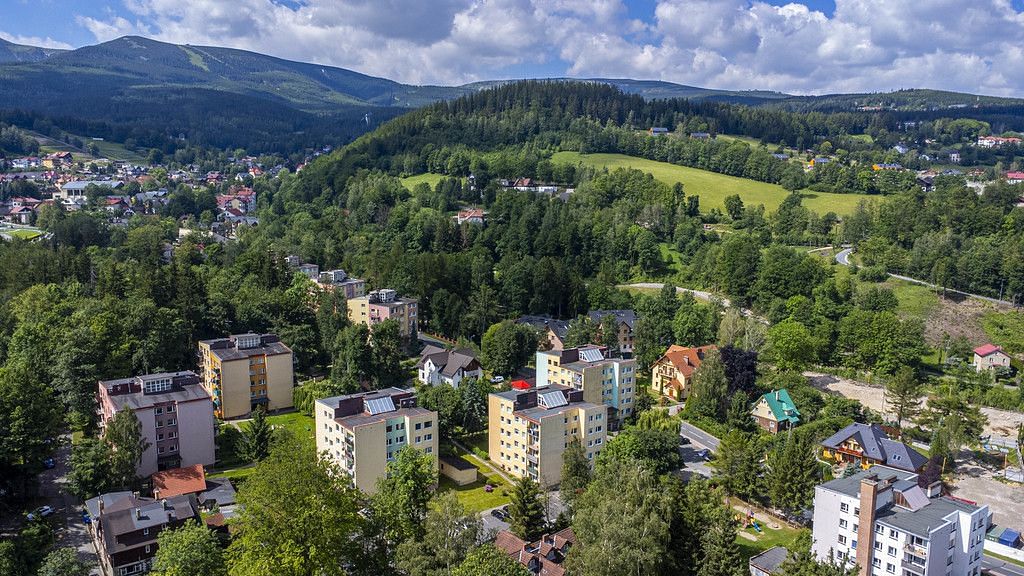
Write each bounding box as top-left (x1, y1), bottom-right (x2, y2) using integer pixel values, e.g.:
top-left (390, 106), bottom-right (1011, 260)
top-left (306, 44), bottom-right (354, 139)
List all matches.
top-left (488, 385), bottom-right (607, 487)
top-left (535, 345), bottom-right (636, 427)
top-left (198, 333), bottom-right (294, 419)
top-left (315, 387), bottom-right (438, 494)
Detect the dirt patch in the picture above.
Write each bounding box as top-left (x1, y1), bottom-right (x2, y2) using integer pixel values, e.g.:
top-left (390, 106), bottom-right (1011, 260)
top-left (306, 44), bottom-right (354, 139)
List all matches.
top-left (919, 293), bottom-right (994, 346)
top-left (805, 371), bottom-right (1024, 441)
top-left (951, 466), bottom-right (1024, 529)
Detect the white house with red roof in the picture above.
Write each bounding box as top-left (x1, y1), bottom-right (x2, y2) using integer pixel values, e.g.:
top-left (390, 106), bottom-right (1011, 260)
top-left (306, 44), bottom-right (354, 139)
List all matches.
top-left (973, 344), bottom-right (1011, 373)
top-left (1006, 171), bottom-right (1024, 185)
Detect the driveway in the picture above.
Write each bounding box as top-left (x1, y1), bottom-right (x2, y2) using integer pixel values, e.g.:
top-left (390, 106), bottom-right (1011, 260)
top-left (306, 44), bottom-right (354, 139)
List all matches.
top-left (41, 436), bottom-right (100, 573)
top-left (479, 490), bottom-right (565, 539)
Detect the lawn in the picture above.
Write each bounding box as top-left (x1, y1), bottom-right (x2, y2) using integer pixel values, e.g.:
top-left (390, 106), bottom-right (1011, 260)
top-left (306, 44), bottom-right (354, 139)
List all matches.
top-left (551, 151), bottom-right (874, 216)
top-left (88, 139), bottom-right (148, 164)
top-left (267, 411), bottom-right (316, 449)
top-left (878, 278), bottom-right (940, 322)
top-left (735, 521), bottom-right (803, 561)
top-left (2, 228), bottom-right (42, 240)
top-left (438, 443), bottom-right (512, 513)
top-left (983, 311), bottom-right (1024, 356)
top-left (400, 172), bottom-right (448, 191)
top-left (210, 410), bottom-right (315, 481)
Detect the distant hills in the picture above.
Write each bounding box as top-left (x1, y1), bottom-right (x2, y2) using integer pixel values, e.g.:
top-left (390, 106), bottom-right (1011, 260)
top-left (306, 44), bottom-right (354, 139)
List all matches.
top-left (0, 38), bottom-right (66, 63)
top-left (2, 34), bottom-right (1023, 154)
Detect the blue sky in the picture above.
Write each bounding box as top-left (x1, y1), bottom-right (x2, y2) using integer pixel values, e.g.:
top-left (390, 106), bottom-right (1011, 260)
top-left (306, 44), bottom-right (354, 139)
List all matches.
top-left (4, 0), bottom-right (1024, 96)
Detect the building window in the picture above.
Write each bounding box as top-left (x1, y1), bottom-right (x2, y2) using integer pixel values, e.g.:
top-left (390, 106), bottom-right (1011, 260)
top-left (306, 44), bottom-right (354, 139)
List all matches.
top-left (416, 423), bottom-right (422, 430)
top-left (839, 519), bottom-right (848, 528)
top-left (887, 546), bottom-right (896, 556)
top-left (838, 535), bottom-right (847, 545)
top-left (886, 563), bottom-right (894, 573)
top-left (840, 503), bottom-right (849, 512)
top-left (166, 405), bottom-right (174, 413)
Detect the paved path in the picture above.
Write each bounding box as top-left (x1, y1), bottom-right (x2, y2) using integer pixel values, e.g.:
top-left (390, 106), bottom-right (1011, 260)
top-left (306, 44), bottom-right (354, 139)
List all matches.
top-left (451, 438), bottom-right (513, 484)
top-left (983, 555), bottom-right (1024, 576)
top-left (835, 248), bottom-right (1015, 307)
top-left (679, 420), bottom-right (721, 452)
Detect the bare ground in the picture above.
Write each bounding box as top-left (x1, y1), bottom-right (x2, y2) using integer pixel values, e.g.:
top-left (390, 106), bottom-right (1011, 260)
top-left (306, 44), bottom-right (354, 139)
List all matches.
top-left (950, 462), bottom-right (1024, 528)
top-left (805, 372), bottom-right (1024, 441)
top-left (918, 292), bottom-right (995, 346)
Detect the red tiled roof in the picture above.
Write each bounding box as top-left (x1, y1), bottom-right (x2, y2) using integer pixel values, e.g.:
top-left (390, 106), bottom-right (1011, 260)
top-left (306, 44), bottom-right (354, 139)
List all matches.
top-left (1006, 172), bottom-right (1024, 180)
top-left (974, 344), bottom-right (1004, 357)
top-left (657, 344), bottom-right (717, 377)
top-left (152, 464), bottom-right (207, 498)
top-left (494, 528), bottom-right (576, 576)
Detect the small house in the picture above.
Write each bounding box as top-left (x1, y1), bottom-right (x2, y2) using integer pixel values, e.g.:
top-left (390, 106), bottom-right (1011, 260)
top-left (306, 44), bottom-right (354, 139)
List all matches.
top-left (973, 344), bottom-right (1011, 373)
top-left (649, 127), bottom-right (669, 136)
top-left (749, 546), bottom-right (789, 576)
top-left (751, 389), bottom-right (800, 434)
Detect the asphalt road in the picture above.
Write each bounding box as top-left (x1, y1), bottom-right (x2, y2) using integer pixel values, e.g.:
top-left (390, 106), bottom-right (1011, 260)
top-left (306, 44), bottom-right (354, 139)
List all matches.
top-left (834, 248), bottom-right (1015, 307)
top-left (983, 555), bottom-right (1024, 576)
top-left (677, 420), bottom-right (719, 479)
top-left (480, 491), bottom-right (565, 540)
top-left (679, 420), bottom-right (721, 452)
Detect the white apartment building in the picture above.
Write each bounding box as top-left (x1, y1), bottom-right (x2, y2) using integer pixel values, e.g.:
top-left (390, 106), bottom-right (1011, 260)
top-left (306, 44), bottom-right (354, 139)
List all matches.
top-left (811, 466), bottom-right (989, 576)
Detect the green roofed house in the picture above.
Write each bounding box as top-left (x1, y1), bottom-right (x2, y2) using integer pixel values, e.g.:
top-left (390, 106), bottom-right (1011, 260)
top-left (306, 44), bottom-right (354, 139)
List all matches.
top-left (751, 389), bottom-right (800, 434)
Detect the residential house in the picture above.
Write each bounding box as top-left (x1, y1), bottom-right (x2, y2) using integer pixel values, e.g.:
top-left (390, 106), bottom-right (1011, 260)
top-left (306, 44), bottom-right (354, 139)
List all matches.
top-left (318, 269), bottom-right (366, 299)
top-left (751, 389), bottom-right (800, 434)
top-left (820, 423), bottom-right (928, 473)
top-left (85, 491), bottom-right (200, 576)
top-left (871, 163), bottom-right (903, 171)
top-left (151, 464), bottom-right (237, 517)
top-left (315, 387), bottom-right (438, 494)
top-left (535, 345), bottom-right (636, 425)
top-left (977, 136), bottom-right (1022, 148)
top-left (1005, 172), bottom-right (1024, 185)
top-left (456, 208), bottom-right (485, 225)
top-left (690, 132), bottom-right (712, 139)
top-left (488, 385), bottom-right (606, 486)
top-left (587, 309), bottom-right (637, 355)
top-left (494, 527), bottom-right (576, 576)
top-left (41, 151), bottom-right (73, 169)
top-left (810, 157), bottom-right (831, 167)
top-left (949, 151), bottom-right (962, 164)
top-left (55, 179), bottom-right (123, 200)
top-left (198, 333), bottom-right (294, 419)
top-left (516, 315), bottom-right (570, 351)
top-left (749, 546), bottom-right (789, 576)
top-left (649, 127), bottom-right (669, 136)
top-left (417, 345), bottom-right (483, 388)
top-left (810, 466), bottom-right (989, 576)
top-left (347, 289), bottom-right (418, 338)
top-left (650, 344), bottom-right (717, 401)
top-left (97, 371), bottom-right (215, 477)
top-left (296, 263), bottom-right (320, 280)
top-left (973, 344), bottom-right (1011, 373)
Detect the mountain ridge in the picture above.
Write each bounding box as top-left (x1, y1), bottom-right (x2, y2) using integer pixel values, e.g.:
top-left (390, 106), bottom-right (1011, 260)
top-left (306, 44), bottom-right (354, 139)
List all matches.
top-left (0, 37), bottom-right (66, 63)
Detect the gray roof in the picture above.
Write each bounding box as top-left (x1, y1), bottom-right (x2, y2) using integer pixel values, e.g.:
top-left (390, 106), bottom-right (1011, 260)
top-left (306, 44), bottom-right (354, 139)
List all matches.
top-left (418, 346), bottom-right (480, 377)
top-left (62, 180), bottom-right (123, 190)
top-left (587, 309), bottom-right (636, 329)
top-left (85, 492), bottom-right (198, 556)
top-left (200, 335), bottom-right (291, 362)
top-left (749, 546), bottom-right (789, 573)
top-left (819, 466), bottom-right (915, 498)
top-left (100, 373), bottom-right (210, 411)
top-left (821, 422), bottom-right (927, 472)
top-left (516, 315), bottom-right (570, 340)
top-left (199, 478), bottom-right (237, 507)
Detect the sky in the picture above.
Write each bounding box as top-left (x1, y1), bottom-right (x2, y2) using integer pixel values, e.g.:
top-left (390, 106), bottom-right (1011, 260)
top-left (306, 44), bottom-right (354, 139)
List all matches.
top-left (4, 0), bottom-right (1024, 96)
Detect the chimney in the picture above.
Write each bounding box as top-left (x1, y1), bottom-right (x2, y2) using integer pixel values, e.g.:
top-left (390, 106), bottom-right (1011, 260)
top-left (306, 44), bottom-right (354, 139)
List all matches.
top-left (856, 477), bottom-right (880, 576)
top-left (135, 507), bottom-right (143, 520)
top-left (99, 500), bottom-right (105, 513)
top-left (161, 499), bottom-right (170, 510)
top-left (926, 481), bottom-right (943, 498)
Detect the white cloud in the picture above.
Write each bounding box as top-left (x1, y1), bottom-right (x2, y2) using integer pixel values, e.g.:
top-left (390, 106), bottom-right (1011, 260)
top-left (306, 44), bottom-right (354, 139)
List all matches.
top-left (71, 0), bottom-right (1024, 95)
top-left (0, 31), bottom-right (74, 50)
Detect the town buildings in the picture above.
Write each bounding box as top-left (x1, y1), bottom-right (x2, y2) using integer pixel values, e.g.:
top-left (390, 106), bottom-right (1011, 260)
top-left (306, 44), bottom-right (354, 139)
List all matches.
top-left (417, 345), bottom-right (483, 388)
top-left (535, 345), bottom-right (636, 425)
top-left (820, 423), bottom-right (928, 473)
top-left (346, 289), bottom-right (418, 338)
top-left (650, 344), bottom-right (717, 401)
top-left (810, 466), bottom-right (989, 576)
top-left (198, 333), bottom-right (294, 419)
top-left (85, 491), bottom-right (200, 576)
top-left (516, 315), bottom-right (570, 351)
top-left (317, 269), bottom-right (367, 299)
top-left (96, 371), bottom-right (215, 478)
top-left (488, 385), bottom-right (606, 486)
top-left (977, 136), bottom-right (1022, 148)
top-left (973, 344), bottom-right (1011, 373)
top-left (751, 389), bottom-right (800, 434)
top-left (494, 527), bottom-right (576, 576)
top-left (587, 309), bottom-right (637, 355)
top-left (315, 387), bottom-right (438, 494)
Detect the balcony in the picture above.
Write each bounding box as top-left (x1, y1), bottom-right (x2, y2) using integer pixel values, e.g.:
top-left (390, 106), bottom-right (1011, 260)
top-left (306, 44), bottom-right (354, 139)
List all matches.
top-left (904, 542), bottom-right (927, 557)
top-left (526, 452), bottom-right (538, 465)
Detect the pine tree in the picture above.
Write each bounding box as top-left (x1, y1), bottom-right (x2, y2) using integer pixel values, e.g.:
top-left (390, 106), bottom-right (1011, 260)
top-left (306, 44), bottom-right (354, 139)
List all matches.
top-left (240, 407), bottom-right (273, 462)
top-left (884, 366), bottom-right (922, 429)
top-left (698, 505), bottom-right (745, 576)
top-left (687, 349), bottom-right (729, 421)
top-left (768, 433), bottom-right (819, 517)
top-left (508, 476), bottom-right (545, 542)
top-left (559, 440), bottom-right (591, 513)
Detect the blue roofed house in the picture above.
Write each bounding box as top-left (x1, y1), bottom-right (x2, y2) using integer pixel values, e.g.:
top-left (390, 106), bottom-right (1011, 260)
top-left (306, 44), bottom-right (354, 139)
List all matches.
top-left (820, 422), bottom-right (928, 473)
top-left (751, 389), bottom-right (800, 434)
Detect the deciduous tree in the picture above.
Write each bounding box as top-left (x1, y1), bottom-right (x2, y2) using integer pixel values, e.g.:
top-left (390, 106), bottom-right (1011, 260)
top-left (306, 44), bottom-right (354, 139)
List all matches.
top-left (152, 522), bottom-right (225, 576)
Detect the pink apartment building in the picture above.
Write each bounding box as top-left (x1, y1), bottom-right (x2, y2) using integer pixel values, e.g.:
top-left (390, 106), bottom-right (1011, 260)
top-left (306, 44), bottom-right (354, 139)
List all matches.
top-left (347, 289), bottom-right (418, 338)
top-left (97, 371), bottom-right (216, 478)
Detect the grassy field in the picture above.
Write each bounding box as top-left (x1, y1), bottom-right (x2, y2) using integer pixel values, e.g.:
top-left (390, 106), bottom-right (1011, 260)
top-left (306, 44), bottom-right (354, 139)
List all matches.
top-left (983, 311), bottom-right (1024, 356)
top-left (551, 151), bottom-right (873, 216)
top-left (879, 279), bottom-right (941, 322)
top-left (400, 173), bottom-right (447, 191)
top-left (1, 228), bottom-right (43, 240)
top-left (210, 410), bottom-right (315, 483)
top-left (438, 445), bottom-right (512, 513)
top-left (88, 139), bottom-right (148, 163)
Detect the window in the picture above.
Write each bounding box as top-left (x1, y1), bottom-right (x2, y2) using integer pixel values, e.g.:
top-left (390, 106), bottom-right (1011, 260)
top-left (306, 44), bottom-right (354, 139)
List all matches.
top-left (169, 444), bottom-right (177, 452)
top-left (886, 563), bottom-right (895, 574)
top-left (424, 421), bottom-right (432, 428)
top-left (889, 529), bottom-right (898, 538)
top-left (839, 519), bottom-right (848, 528)
top-left (156, 407), bottom-right (163, 415)
top-left (143, 528), bottom-right (149, 535)
top-left (838, 535), bottom-right (847, 545)
top-left (841, 503), bottom-right (849, 512)
top-left (887, 546), bottom-right (896, 557)
top-left (166, 405), bottom-right (174, 413)
top-left (425, 447), bottom-right (432, 454)
top-left (425, 434), bottom-right (432, 441)
top-left (168, 418), bottom-right (176, 426)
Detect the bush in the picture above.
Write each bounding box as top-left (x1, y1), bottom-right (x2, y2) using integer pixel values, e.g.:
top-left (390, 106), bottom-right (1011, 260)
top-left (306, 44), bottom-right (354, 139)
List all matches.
top-left (857, 265), bottom-right (888, 282)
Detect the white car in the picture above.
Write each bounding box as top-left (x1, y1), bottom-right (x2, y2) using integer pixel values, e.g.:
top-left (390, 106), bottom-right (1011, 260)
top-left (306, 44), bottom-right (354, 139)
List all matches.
top-left (490, 376), bottom-right (505, 384)
top-left (27, 506), bottom-right (54, 520)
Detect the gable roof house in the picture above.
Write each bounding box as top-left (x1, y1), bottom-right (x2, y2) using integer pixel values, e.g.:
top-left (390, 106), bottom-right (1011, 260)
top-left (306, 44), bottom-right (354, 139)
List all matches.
top-left (516, 315), bottom-right (570, 351)
top-left (587, 309), bottom-right (637, 355)
top-left (973, 343), bottom-right (1011, 372)
top-left (417, 345), bottom-right (483, 388)
top-left (456, 208), bottom-right (485, 225)
top-left (751, 389), bottom-right (800, 434)
top-left (650, 344), bottom-right (717, 401)
top-left (820, 422), bottom-right (927, 473)
top-left (494, 527), bottom-right (576, 576)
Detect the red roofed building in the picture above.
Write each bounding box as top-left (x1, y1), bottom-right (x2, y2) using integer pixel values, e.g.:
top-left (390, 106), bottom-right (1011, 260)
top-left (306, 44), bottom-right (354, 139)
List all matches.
top-left (152, 464), bottom-right (207, 499)
top-left (494, 527), bottom-right (576, 576)
top-left (1006, 172), bottom-right (1024, 184)
top-left (456, 208), bottom-right (485, 225)
top-left (651, 344), bottom-right (718, 400)
top-left (510, 379), bottom-right (532, 390)
top-left (973, 344), bottom-right (1011, 373)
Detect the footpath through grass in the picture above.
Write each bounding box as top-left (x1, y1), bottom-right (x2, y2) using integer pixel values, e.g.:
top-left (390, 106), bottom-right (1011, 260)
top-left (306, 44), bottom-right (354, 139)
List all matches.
top-left (551, 151), bottom-right (873, 216)
top-left (438, 438), bottom-right (512, 513)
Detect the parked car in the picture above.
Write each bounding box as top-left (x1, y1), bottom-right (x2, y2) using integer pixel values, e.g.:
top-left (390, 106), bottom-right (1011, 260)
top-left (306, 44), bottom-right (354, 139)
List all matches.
top-left (27, 506), bottom-right (54, 520)
top-left (696, 449), bottom-right (712, 461)
top-left (490, 508), bottom-right (507, 520)
top-left (679, 436), bottom-right (691, 445)
top-left (490, 376), bottom-right (505, 384)
top-left (43, 458), bottom-right (55, 469)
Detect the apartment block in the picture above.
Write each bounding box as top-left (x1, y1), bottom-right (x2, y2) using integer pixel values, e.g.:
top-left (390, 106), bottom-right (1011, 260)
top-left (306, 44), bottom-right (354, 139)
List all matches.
top-left (198, 333), bottom-right (294, 419)
top-left (318, 269), bottom-right (367, 299)
top-left (315, 387), bottom-right (438, 494)
top-left (488, 385), bottom-right (607, 487)
top-left (535, 345), bottom-right (636, 426)
top-left (97, 371), bottom-right (215, 478)
top-left (346, 288), bottom-right (418, 338)
top-left (811, 466), bottom-right (989, 576)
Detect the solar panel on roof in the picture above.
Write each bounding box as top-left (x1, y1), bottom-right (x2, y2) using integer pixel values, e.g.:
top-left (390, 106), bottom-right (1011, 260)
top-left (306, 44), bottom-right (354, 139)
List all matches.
top-left (538, 391), bottom-right (568, 408)
top-left (365, 396), bottom-right (396, 415)
top-left (579, 348), bottom-right (603, 363)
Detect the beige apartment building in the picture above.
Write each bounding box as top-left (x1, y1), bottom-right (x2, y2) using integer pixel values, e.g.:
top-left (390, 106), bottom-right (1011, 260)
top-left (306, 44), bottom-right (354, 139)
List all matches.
top-left (488, 385), bottom-right (607, 487)
top-left (315, 387), bottom-right (438, 494)
top-left (198, 333), bottom-right (294, 419)
top-left (346, 289), bottom-right (418, 338)
top-left (535, 345), bottom-right (636, 427)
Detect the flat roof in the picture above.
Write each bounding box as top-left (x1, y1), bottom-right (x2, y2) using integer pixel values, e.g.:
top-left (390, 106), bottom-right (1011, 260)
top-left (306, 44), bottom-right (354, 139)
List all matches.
top-left (200, 338), bottom-right (291, 362)
top-left (101, 380), bottom-right (211, 411)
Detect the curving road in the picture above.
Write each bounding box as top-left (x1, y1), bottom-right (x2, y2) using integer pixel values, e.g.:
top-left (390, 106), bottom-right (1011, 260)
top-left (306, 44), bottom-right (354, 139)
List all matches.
top-left (834, 249), bottom-right (1015, 307)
